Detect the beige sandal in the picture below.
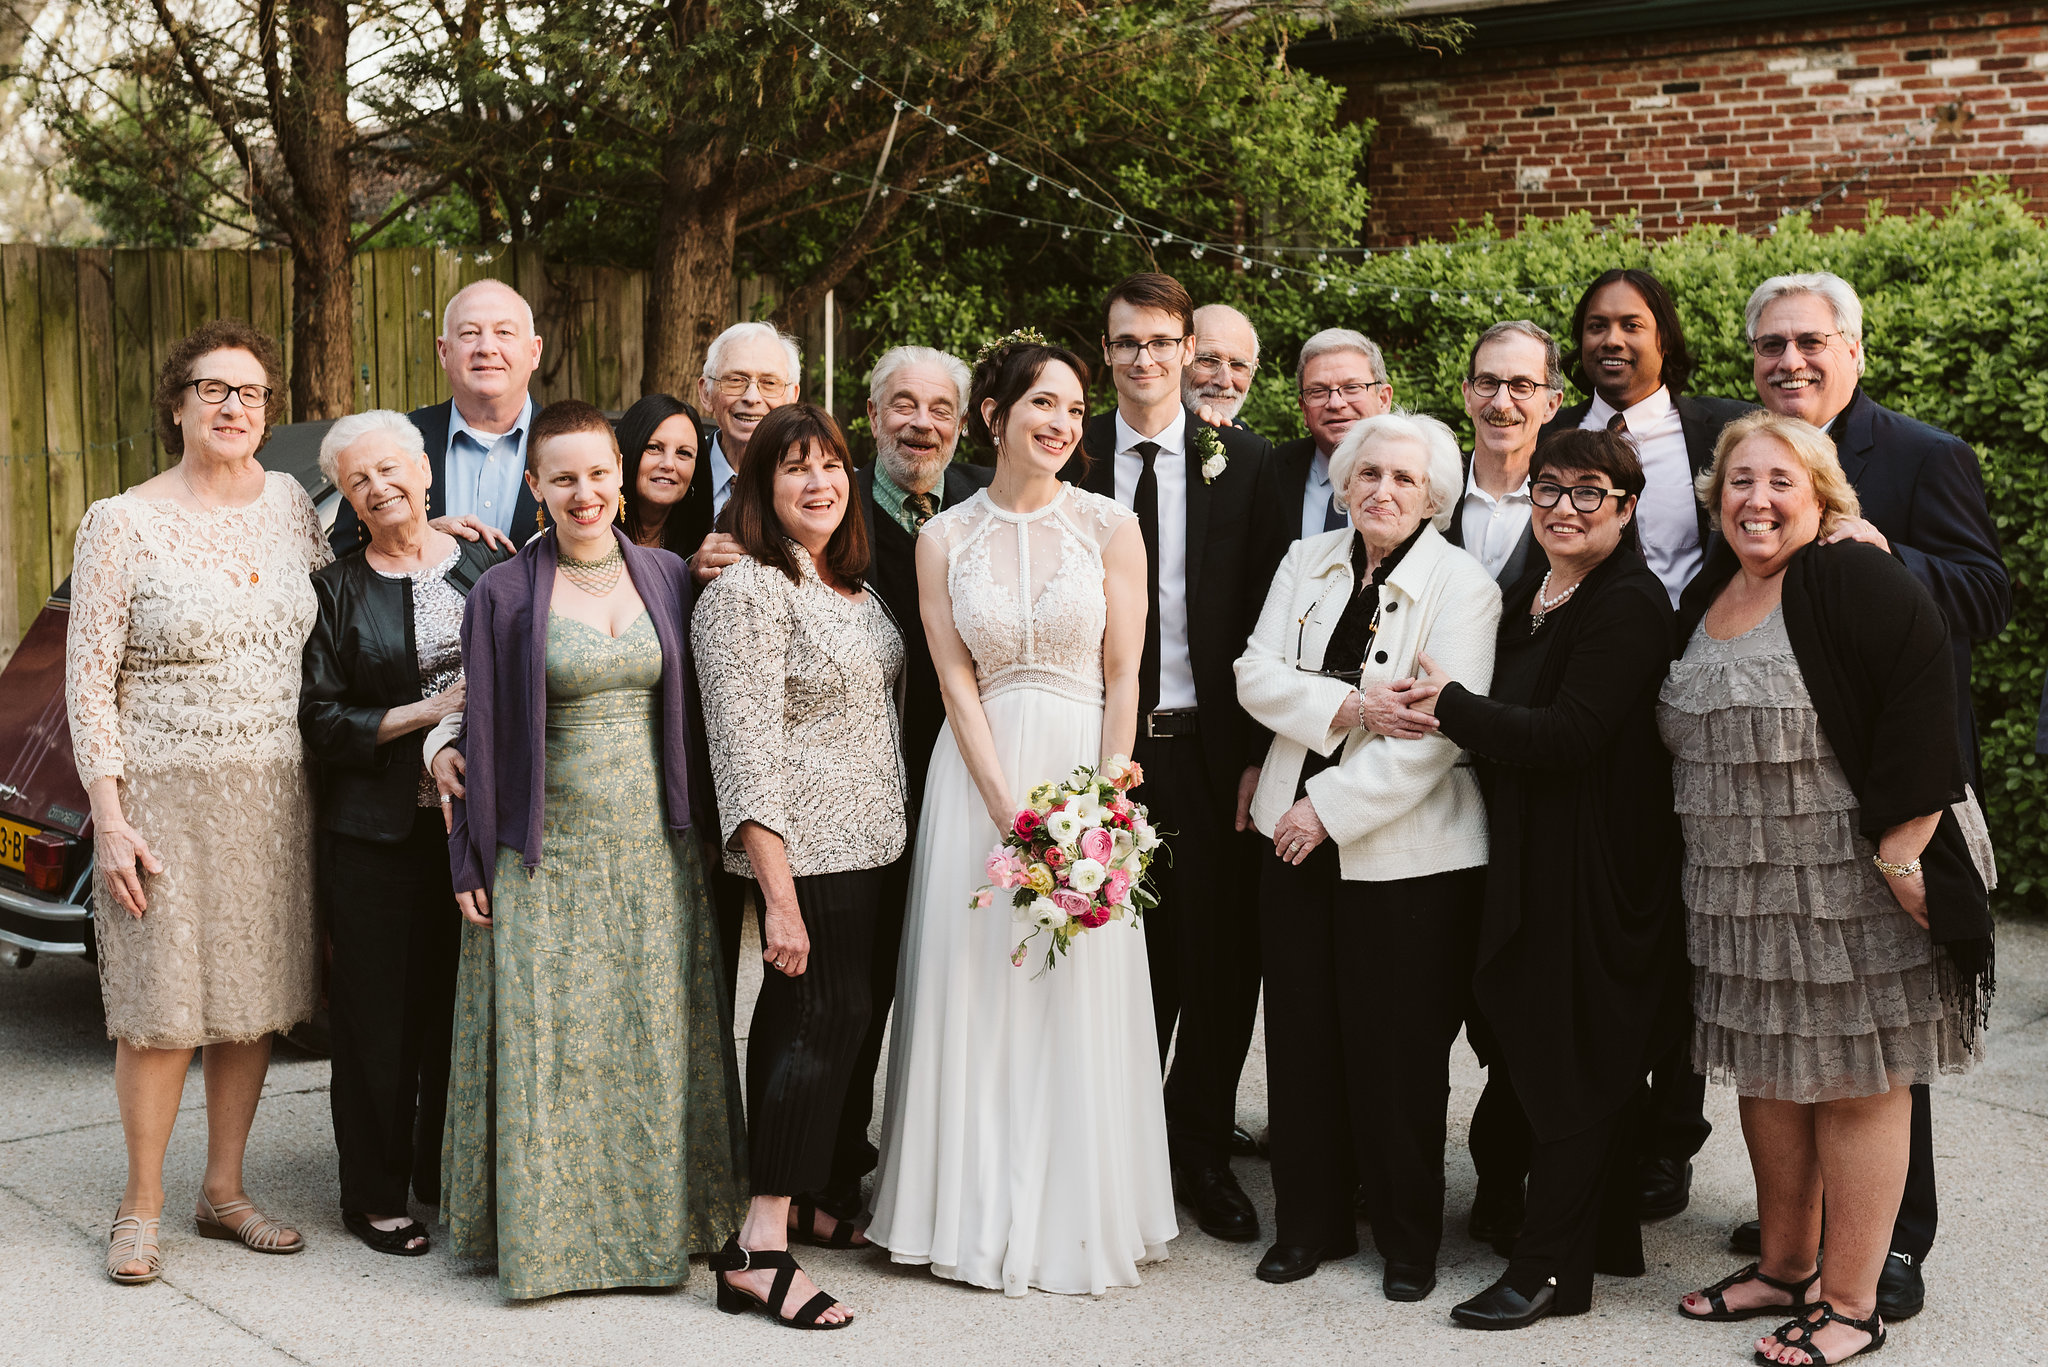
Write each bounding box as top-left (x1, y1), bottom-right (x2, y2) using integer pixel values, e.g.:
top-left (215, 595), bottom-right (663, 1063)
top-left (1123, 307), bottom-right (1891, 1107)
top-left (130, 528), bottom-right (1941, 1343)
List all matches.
top-left (196, 1193), bottom-right (303, 1255)
top-left (108, 1210), bottom-right (163, 1284)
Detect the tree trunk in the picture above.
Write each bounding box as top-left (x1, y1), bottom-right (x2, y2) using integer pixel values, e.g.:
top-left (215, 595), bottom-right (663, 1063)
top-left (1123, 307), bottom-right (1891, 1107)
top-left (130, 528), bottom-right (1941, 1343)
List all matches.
top-left (643, 136), bottom-right (737, 397)
top-left (280, 0), bottom-right (354, 419)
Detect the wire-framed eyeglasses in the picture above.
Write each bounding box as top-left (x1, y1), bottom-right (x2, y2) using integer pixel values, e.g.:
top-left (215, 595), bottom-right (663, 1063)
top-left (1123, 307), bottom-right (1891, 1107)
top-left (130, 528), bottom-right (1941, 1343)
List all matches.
top-left (1293, 598), bottom-right (1376, 686)
top-left (1466, 374), bottom-right (1557, 400)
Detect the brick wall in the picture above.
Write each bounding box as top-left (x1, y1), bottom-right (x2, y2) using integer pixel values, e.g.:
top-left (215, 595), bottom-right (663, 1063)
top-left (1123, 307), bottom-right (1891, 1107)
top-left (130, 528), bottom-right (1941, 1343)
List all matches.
top-left (1329, 5), bottom-right (2048, 244)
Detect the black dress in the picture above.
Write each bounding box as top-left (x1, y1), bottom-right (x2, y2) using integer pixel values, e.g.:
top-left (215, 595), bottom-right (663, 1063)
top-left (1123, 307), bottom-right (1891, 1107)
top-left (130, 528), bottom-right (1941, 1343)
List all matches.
top-left (1433, 551), bottom-right (1685, 1309)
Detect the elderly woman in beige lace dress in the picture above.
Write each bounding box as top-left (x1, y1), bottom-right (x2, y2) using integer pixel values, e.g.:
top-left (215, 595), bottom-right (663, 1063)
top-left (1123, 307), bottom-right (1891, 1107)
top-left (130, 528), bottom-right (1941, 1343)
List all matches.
top-left (66, 319), bottom-right (331, 1284)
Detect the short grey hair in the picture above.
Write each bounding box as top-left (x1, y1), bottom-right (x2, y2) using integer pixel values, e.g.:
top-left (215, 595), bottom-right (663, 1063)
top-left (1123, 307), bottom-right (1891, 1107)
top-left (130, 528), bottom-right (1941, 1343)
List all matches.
top-left (440, 279), bottom-right (535, 341)
top-left (703, 321), bottom-right (802, 382)
top-left (867, 345), bottom-right (971, 409)
top-left (1328, 411), bottom-right (1465, 534)
top-left (1467, 320), bottom-right (1563, 391)
top-left (1297, 327), bottom-right (1387, 383)
top-left (318, 409), bottom-right (427, 485)
top-left (1745, 272), bottom-right (1866, 376)
top-left (1192, 303), bottom-right (1260, 363)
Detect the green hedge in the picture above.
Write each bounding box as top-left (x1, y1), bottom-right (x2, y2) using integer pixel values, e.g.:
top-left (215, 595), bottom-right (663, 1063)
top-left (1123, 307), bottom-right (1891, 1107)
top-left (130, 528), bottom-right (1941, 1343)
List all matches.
top-left (846, 183), bottom-right (2048, 913)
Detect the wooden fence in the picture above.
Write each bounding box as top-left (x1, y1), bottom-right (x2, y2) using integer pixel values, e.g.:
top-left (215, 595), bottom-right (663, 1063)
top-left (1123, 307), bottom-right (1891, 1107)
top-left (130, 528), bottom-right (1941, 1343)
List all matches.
top-left (0, 244), bottom-right (792, 663)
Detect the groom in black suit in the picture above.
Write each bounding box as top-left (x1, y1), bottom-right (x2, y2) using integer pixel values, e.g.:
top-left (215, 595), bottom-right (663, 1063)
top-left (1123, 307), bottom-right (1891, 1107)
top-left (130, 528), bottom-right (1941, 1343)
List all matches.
top-left (1068, 274), bottom-right (1286, 1243)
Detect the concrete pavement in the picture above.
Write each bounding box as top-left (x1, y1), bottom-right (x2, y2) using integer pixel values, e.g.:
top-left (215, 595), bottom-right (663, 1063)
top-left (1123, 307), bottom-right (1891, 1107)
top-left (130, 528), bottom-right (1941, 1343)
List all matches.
top-left (4, 916), bottom-right (2046, 1366)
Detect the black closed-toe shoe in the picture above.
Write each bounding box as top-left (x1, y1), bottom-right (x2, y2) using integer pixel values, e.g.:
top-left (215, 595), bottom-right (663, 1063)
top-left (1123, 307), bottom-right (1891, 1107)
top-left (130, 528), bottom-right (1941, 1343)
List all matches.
top-left (1467, 1183), bottom-right (1525, 1257)
top-left (1174, 1163), bottom-right (1260, 1243)
top-left (1383, 1261), bottom-right (1438, 1302)
top-left (1229, 1124), bottom-right (1260, 1159)
top-left (1255, 1236), bottom-right (1358, 1284)
top-left (1638, 1157), bottom-right (1693, 1221)
top-left (1875, 1250), bottom-right (1925, 1321)
top-left (1730, 1218), bottom-right (1763, 1255)
top-left (1451, 1278), bottom-right (1557, 1329)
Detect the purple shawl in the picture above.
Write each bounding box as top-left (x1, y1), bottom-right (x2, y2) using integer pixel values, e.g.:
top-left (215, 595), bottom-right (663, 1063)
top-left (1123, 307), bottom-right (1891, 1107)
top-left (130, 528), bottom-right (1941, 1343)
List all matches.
top-left (447, 526), bottom-right (708, 896)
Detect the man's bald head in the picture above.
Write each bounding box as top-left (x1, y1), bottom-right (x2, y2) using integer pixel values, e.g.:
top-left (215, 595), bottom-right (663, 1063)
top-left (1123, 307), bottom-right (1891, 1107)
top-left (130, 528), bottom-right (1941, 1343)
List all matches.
top-left (436, 279), bottom-right (542, 418)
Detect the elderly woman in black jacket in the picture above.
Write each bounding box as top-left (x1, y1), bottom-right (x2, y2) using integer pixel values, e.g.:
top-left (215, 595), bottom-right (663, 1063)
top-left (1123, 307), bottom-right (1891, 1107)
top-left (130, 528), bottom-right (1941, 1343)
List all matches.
top-left (300, 409), bottom-right (507, 1256)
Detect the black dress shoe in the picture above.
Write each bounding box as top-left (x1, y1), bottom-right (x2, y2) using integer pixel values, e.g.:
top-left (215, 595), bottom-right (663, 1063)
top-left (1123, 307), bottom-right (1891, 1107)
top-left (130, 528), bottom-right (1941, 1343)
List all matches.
top-left (1174, 1163), bottom-right (1260, 1242)
top-left (1451, 1278), bottom-right (1557, 1329)
top-left (1730, 1218), bottom-right (1763, 1255)
top-left (1467, 1183), bottom-right (1525, 1257)
top-left (1638, 1157), bottom-right (1693, 1221)
top-left (1229, 1124), bottom-right (1260, 1159)
top-left (1876, 1250), bottom-right (1926, 1320)
top-left (1383, 1262), bottom-right (1438, 1302)
top-left (1255, 1236), bottom-right (1358, 1284)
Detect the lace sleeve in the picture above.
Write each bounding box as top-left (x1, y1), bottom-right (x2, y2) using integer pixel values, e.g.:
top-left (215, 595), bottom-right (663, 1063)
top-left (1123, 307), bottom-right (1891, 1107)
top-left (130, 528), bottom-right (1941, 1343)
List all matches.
top-left (66, 498), bottom-right (137, 786)
top-left (1073, 486), bottom-right (1136, 551)
top-left (282, 476), bottom-right (334, 572)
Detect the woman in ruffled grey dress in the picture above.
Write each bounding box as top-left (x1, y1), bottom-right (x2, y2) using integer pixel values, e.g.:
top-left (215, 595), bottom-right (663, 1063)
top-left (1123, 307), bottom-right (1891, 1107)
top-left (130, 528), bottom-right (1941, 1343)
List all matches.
top-left (1660, 412), bottom-right (1990, 1367)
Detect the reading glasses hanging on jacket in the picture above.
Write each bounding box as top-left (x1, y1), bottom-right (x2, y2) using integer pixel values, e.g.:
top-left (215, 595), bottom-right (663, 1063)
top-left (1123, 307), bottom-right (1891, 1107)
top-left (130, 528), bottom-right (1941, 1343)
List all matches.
top-left (1293, 594), bottom-right (1379, 688)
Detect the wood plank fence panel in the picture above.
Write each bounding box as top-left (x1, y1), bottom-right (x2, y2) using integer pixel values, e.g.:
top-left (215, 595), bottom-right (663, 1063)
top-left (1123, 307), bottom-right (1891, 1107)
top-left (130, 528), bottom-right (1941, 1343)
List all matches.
top-left (77, 250), bottom-right (119, 511)
top-left (249, 251), bottom-right (289, 425)
top-left (2, 245), bottom-right (52, 655)
top-left (39, 251), bottom-right (85, 589)
top-left (111, 250), bottom-right (154, 489)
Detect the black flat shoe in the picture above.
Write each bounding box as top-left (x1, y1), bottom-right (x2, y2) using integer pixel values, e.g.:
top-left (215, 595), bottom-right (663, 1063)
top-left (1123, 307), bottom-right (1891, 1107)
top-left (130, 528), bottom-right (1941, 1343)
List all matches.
top-left (342, 1211), bottom-right (430, 1256)
top-left (1875, 1251), bottom-right (1925, 1321)
top-left (1639, 1157), bottom-right (1693, 1221)
top-left (1451, 1278), bottom-right (1557, 1329)
top-left (1467, 1183), bottom-right (1525, 1257)
top-left (1255, 1236), bottom-right (1358, 1284)
top-left (1229, 1124), bottom-right (1260, 1159)
top-left (1174, 1162), bottom-right (1259, 1242)
top-left (1383, 1262), bottom-right (1437, 1302)
top-left (1731, 1218), bottom-right (1763, 1255)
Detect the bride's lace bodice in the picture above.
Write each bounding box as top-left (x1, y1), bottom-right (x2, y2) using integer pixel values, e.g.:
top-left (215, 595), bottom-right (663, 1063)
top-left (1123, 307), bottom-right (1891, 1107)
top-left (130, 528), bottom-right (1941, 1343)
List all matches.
top-left (922, 484), bottom-right (1134, 706)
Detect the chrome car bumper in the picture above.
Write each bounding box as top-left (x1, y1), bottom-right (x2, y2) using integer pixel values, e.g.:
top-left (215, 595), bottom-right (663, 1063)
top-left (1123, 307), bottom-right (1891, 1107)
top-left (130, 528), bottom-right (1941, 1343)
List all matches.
top-left (0, 870), bottom-right (91, 955)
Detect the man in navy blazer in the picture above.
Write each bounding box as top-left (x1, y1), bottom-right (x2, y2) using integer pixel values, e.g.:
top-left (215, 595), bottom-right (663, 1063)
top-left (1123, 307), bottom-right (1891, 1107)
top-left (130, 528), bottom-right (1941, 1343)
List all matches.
top-left (1268, 328), bottom-right (1394, 548)
top-left (1743, 270), bottom-right (2012, 1321)
top-left (328, 279), bottom-right (543, 556)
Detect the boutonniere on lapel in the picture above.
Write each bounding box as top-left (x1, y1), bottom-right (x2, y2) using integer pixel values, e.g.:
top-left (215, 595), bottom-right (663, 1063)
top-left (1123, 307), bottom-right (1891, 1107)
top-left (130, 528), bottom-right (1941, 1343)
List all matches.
top-left (1192, 424), bottom-right (1227, 483)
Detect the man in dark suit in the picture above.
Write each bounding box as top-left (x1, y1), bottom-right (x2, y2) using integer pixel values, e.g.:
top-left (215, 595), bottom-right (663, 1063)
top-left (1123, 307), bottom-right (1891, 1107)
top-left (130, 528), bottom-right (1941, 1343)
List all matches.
top-left (1068, 273), bottom-right (1285, 1244)
top-left (328, 279), bottom-right (542, 555)
top-left (1183, 303), bottom-right (1262, 431)
top-left (1268, 329), bottom-right (1393, 547)
top-left (1743, 270), bottom-right (2011, 1321)
top-left (1444, 321), bottom-right (1563, 592)
top-left (1540, 269), bottom-right (1755, 1227)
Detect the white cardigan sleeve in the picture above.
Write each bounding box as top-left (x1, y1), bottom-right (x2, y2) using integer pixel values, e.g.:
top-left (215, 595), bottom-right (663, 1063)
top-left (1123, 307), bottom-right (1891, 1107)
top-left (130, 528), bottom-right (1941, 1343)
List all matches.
top-left (1234, 540), bottom-right (1357, 757)
top-left (1305, 561), bottom-right (1502, 848)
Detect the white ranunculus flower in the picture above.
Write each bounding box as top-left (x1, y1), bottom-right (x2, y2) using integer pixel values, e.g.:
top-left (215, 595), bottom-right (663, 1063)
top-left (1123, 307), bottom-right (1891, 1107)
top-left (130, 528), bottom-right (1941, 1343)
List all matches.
top-left (1134, 820), bottom-right (1161, 852)
top-left (1201, 454), bottom-right (1228, 482)
top-left (1073, 788), bottom-right (1105, 826)
top-left (1110, 828), bottom-right (1137, 866)
top-left (1067, 858), bottom-right (1107, 893)
top-left (1046, 809), bottom-right (1083, 845)
top-left (1031, 897), bottom-right (1063, 929)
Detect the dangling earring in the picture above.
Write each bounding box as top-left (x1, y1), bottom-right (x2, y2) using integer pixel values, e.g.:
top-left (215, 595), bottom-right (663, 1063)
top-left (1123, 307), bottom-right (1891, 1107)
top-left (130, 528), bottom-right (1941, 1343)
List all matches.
top-left (535, 504), bottom-right (546, 534)
top-left (617, 494), bottom-right (628, 526)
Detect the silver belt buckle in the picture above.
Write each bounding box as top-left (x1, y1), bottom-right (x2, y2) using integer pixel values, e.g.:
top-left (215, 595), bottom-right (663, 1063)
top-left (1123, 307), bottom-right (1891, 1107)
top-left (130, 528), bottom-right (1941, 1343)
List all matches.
top-left (1145, 711), bottom-right (1163, 739)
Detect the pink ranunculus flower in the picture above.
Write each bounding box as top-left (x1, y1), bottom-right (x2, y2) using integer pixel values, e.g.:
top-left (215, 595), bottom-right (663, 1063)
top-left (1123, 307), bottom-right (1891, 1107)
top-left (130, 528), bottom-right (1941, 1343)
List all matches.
top-left (1104, 868), bottom-right (1132, 905)
top-left (973, 888), bottom-right (994, 909)
top-left (1076, 902), bottom-right (1113, 929)
top-left (1051, 889), bottom-right (1092, 923)
top-left (1044, 845), bottom-right (1067, 869)
top-left (986, 850), bottom-right (1020, 888)
top-left (1013, 808), bottom-right (1043, 840)
top-left (1079, 827), bottom-right (1114, 864)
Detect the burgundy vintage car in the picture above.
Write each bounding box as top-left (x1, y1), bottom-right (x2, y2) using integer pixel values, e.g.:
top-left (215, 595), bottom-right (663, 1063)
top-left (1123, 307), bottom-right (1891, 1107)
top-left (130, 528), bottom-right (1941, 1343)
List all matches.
top-left (0, 422), bottom-right (339, 970)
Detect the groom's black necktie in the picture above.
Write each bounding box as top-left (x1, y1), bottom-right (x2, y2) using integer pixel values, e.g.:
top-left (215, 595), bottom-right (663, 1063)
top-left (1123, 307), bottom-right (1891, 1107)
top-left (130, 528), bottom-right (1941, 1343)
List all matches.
top-left (1133, 440), bottom-right (1163, 717)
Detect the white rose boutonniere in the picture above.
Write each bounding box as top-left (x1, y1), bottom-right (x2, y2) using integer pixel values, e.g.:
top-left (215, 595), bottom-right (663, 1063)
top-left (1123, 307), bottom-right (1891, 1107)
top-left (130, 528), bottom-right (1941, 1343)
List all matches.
top-left (1193, 424), bottom-right (1227, 483)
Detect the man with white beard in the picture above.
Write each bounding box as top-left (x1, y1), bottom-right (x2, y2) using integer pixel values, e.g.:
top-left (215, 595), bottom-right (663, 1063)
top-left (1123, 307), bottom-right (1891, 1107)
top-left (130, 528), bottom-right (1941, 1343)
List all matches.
top-left (1183, 304), bottom-right (1262, 430)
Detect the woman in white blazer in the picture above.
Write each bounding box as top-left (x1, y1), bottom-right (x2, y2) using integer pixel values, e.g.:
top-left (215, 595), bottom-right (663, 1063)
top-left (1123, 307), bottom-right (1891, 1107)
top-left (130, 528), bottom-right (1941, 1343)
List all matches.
top-left (1234, 411), bottom-right (1502, 1298)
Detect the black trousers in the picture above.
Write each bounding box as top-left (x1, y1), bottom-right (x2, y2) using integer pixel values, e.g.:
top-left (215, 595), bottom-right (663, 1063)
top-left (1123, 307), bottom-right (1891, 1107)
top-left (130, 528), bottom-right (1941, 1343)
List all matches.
top-left (710, 856), bottom-right (750, 1017)
top-left (326, 811), bottom-right (463, 1213)
top-left (1645, 1030), bottom-right (1712, 1164)
top-left (815, 847), bottom-right (912, 1214)
top-left (1261, 844), bottom-right (1482, 1264)
top-left (1893, 1082), bottom-right (1937, 1262)
top-left (746, 867), bottom-right (880, 1197)
top-left (1496, 1087), bottom-right (1647, 1312)
top-left (1135, 731), bottom-right (1263, 1170)
top-left (1468, 1069), bottom-right (1533, 1207)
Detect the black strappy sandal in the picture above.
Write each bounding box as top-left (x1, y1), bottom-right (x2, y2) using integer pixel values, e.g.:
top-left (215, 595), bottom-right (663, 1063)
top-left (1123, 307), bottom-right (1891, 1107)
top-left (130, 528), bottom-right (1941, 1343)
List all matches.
top-left (788, 1196), bottom-right (869, 1249)
top-left (342, 1211), bottom-right (431, 1257)
top-left (1679, 1261), bottom-right (1821, 1322)
top-left (708, 1236), bottom-right (853, 1331)
top-left (1755, 1302), bottom-right (1886, 1365)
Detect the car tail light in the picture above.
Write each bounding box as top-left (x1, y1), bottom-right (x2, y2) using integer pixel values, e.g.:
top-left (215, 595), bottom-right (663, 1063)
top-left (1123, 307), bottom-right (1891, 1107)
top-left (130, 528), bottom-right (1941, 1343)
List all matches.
top-left (24, 831), bottom-right (73, 893)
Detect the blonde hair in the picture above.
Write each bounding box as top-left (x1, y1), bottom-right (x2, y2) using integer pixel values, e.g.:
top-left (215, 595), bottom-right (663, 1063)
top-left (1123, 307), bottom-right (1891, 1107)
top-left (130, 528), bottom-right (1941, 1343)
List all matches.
top-left (1697, 409), bottom-right (1862, 540)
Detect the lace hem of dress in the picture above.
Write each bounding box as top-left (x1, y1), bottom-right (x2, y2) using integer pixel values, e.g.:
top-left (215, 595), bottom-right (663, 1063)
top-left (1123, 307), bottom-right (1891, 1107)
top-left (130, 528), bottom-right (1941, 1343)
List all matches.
top-left (1694, 956), bottom-right (1952, 1038)
top-left (981, 668), bottom-right (1105, 708)
top-left (1686, 899), bottom-right (1939, 982)
top-left (1670, 755), bottom-right (1858, 818)
top-left (1676, 810), bottom-right (1862, 866)
top-left (1694, 1019), bottom-right (1979, 1102)
top-left (1657, 704), bottom-right (1832, 767)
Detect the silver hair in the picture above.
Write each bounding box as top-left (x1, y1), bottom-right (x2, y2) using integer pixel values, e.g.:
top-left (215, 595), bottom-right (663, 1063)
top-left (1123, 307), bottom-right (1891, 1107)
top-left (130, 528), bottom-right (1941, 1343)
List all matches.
top-left (318, 409), bottom-right (427, 486)
top-left (440, 279), bottom-right (535, 341)
top-left (1328, 411), bottom-right (1465, 534)
top-left (1467, 320), bottom-right (1563, 391)
top-left (703, 321), bottom-right (802, 382)
top-left (1192, 303), bottom-right (1261, 363)
top-left (867, 345), bottom-right (971, 409)
top-left (1744, 272), bottom-right (1867, 376)
top-left (1297, 327), bottom-right (1387, 383)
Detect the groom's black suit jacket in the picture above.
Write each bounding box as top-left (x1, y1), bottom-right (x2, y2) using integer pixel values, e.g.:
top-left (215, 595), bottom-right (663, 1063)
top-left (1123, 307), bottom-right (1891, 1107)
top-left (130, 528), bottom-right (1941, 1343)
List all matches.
top-left (1066, 407), bottom-right (1287, 819)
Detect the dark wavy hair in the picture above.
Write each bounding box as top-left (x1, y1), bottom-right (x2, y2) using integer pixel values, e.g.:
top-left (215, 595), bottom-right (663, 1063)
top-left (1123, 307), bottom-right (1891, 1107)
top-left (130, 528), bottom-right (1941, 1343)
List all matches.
top-left (725, 403), bottom-right (870, 585)
top-left (153, 318), bottom-right (284, 457)
top-left (1529, 427), bottom-right (1646, 555)
top-left (614, 393), bottom-right (706, 554)
top-left (1562, 268), bottom-right (1695, 398)
top-left (966, 341), bottom-right (1093, 472)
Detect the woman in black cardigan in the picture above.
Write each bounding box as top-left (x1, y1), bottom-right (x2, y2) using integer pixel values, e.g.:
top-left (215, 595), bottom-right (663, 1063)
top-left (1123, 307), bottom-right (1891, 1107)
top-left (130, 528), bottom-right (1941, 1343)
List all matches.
top-left (1408, 429), bottom-right (1685, 1328)
top-left (1663, 410), bottom-right (1988, 1367)
top-left (300, 410), bottom-right (507, 1256)
top-left (616, 394), bottom-right (710, 555)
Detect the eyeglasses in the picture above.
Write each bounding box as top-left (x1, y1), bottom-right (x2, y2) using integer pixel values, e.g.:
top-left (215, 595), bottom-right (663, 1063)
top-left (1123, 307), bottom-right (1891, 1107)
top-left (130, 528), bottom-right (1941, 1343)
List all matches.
top-left (712, 373), bottom-right (790, 398)
top-left (1106, 337), bottom-right (1187, 363)
top-left (1531, 480), bottom-right (1631, 512)
top-left (1191, 352), bottom-right (1257, 380)
top-left (1299, 381), bottom-right (1386, 405)
top-left (1466, 374), bottom-right (1557, 400)
top-left (1749, 331), bottom-right (1841, 359)
top-left (1293, 590), bottom-right (1378, 686)
top-left (183, 378), bottom-right (272, 408)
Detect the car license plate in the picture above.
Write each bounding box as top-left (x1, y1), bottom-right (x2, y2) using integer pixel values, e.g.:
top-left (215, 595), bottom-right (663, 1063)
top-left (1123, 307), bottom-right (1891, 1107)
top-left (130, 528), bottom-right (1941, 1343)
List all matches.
top-left (0, 817), bottom-right (31, 872)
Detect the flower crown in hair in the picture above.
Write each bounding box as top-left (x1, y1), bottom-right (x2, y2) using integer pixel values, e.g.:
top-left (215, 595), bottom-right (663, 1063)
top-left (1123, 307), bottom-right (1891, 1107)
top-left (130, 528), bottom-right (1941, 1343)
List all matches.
top-left (975, 327), bottom-right (1050, 366)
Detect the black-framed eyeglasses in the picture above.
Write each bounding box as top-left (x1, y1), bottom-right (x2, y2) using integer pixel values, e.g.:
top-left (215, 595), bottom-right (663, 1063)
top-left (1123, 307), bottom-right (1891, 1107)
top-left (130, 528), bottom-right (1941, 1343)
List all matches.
top-left (1749, 331), bottom-right (1841, 359)
top-left (1466, 374), bottom-right (1557, 400)
top-left (1106, 336), bottom-right (1187, 363)
top-left (1531, 480), bottom-right (1630, 512)
top-left (1299, 380), bottom-right (1387, 405)
top-left (183, 378), bottom-right (272, 408)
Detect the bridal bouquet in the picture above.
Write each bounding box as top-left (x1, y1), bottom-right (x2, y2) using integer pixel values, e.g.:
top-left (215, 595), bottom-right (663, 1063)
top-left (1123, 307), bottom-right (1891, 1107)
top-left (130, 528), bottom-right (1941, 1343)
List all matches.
top-left (970, 755), bottom-right (1163, 973)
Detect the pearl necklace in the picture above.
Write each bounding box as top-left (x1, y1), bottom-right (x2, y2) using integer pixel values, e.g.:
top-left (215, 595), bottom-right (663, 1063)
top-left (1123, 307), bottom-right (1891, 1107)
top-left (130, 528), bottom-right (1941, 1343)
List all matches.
top-left (1530, 569), bottom-right (1580, 634)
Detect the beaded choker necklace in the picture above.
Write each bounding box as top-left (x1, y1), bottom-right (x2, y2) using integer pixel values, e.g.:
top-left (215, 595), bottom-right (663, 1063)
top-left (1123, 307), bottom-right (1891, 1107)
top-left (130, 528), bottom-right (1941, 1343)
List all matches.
top-left (558, 541), bottom-right (625, 597)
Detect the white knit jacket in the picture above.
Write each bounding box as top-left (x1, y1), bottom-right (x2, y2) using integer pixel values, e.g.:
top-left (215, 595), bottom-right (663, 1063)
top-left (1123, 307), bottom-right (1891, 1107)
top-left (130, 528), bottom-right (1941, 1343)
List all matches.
top-left (1235, 523), bottom-right (1502, 882)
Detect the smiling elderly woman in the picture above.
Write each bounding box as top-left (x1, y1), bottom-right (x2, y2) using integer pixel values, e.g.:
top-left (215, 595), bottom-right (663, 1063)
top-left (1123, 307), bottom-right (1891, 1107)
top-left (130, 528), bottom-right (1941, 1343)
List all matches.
top-left (298, 410), bottom-right (507, 1257)
top-left (1233, 411), bottom-right (1502, 1298)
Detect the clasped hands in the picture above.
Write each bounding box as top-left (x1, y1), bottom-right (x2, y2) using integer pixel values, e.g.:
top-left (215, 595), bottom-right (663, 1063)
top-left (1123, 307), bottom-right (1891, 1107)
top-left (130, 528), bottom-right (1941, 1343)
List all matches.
top-left (1328, 650), bottom-right (1456, 741)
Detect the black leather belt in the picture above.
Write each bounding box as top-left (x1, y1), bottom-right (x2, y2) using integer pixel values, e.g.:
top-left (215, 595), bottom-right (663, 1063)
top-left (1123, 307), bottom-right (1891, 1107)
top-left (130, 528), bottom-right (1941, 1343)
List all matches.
top-left (1143, 707), bottom-right (1200, 740)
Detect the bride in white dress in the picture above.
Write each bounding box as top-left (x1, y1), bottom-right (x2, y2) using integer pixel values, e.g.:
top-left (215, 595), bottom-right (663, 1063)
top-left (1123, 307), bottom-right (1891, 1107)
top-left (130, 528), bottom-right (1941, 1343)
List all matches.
top-left (867, 337), bottom-right (1177, 1296)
